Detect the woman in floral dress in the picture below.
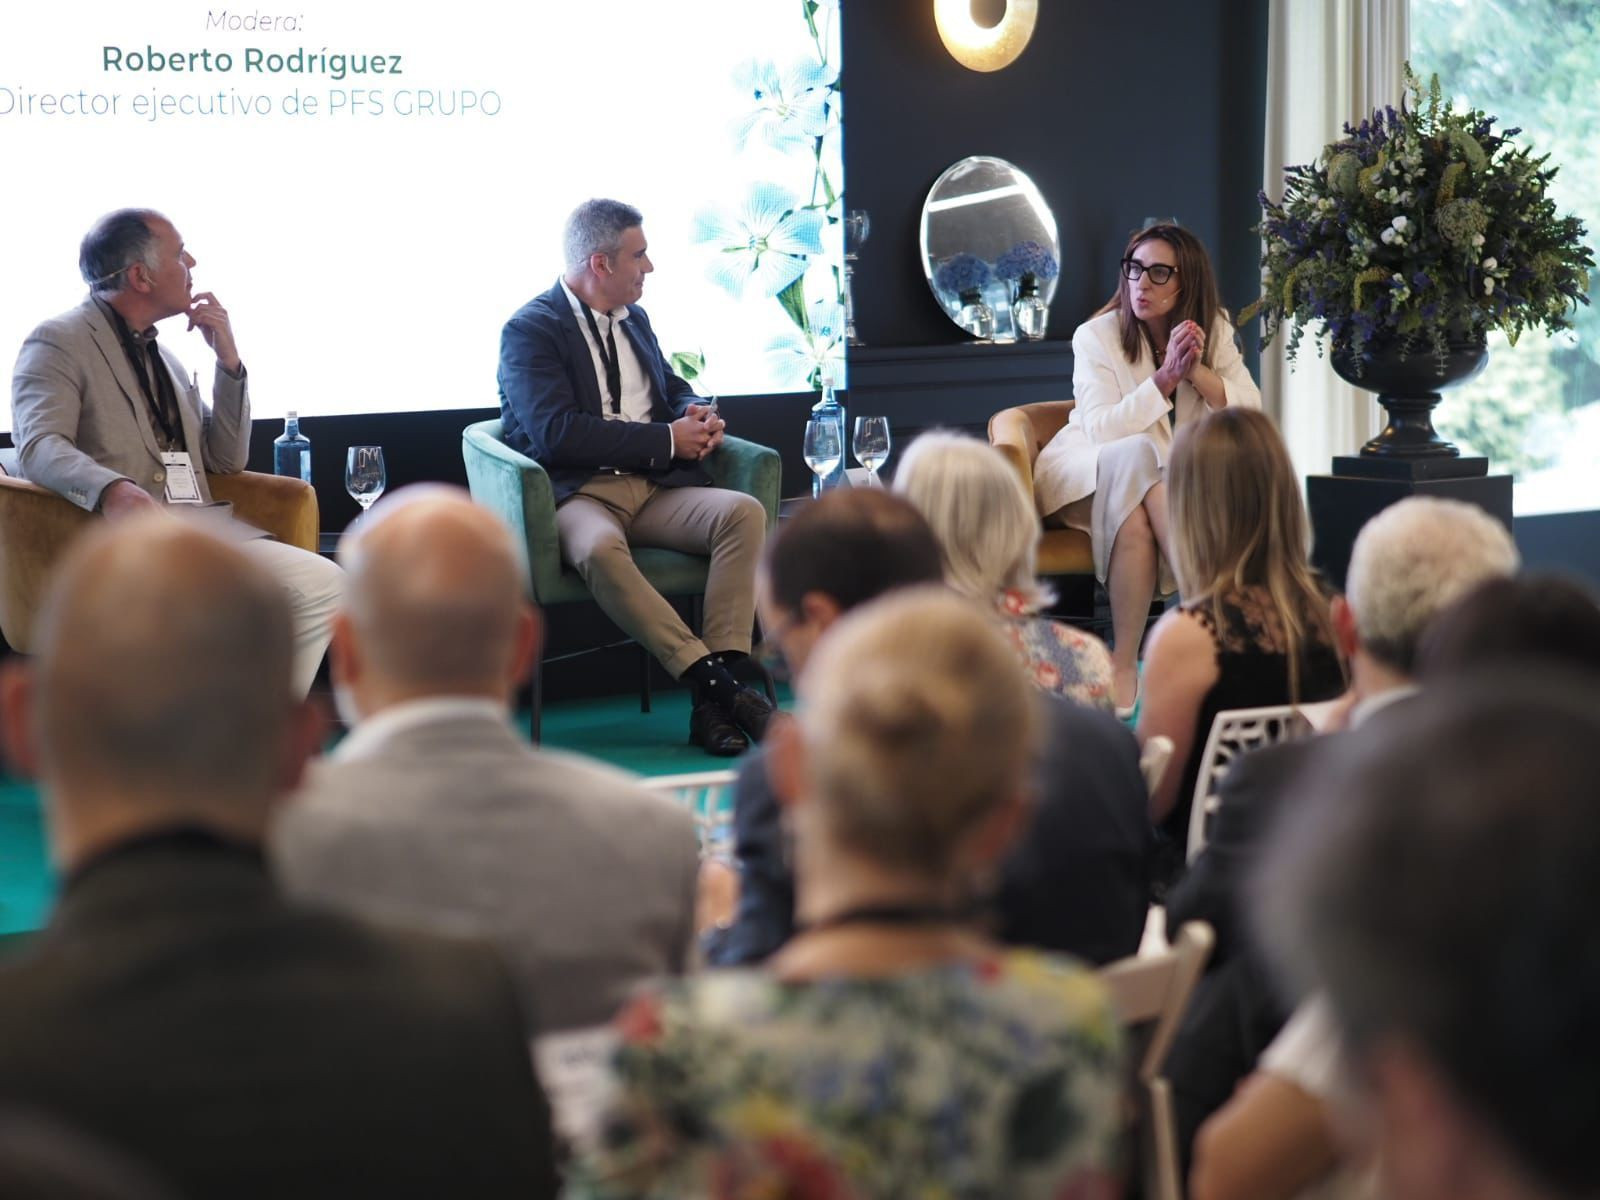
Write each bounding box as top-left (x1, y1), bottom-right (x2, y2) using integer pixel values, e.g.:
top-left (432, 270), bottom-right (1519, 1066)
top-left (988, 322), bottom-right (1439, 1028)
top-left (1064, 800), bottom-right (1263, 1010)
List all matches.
top-left (570, 589), bottom-right (1125, 1199)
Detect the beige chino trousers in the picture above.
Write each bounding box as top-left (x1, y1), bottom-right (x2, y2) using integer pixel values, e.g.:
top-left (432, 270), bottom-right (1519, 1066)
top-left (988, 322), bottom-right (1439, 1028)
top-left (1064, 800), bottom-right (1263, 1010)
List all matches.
top-left (555, 474), bottom-right (766, 678)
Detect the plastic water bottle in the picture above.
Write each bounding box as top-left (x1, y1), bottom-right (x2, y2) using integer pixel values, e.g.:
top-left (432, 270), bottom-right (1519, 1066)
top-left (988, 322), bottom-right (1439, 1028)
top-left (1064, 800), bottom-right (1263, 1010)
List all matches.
top-left (273, 411), bottom-right (312, 483)
top-left (810, 371), bottom-right (848, 496)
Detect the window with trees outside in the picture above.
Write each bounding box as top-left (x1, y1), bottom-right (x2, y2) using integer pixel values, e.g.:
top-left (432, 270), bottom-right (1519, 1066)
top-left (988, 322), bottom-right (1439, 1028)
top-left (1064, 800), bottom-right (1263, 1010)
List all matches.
top-left (1412, 0), bottom-right (1599, 514)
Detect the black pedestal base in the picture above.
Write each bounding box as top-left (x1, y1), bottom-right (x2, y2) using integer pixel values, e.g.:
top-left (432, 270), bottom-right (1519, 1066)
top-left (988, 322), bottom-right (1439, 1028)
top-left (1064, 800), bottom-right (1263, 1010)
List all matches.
top-left (1331, 454), bottom-right (1489, 482)
top-left (1307, 471), bottom-right (1513, 592)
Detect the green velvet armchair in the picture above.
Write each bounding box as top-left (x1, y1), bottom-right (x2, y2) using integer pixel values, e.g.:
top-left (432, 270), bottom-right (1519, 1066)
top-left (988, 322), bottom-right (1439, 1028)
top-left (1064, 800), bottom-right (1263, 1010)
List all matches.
top-left (461, 418), bottom-right (782, 737)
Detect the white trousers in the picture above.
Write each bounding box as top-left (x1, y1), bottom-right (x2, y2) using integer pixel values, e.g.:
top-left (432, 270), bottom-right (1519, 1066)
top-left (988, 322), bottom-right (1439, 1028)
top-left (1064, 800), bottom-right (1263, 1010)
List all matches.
top-left (237, 537), bottom-right (344, 696)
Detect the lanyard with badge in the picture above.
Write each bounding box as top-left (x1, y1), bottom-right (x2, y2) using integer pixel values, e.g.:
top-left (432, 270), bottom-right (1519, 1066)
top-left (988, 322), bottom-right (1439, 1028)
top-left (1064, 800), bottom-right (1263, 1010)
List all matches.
top-left (161, 451), bottom-right (203, 504)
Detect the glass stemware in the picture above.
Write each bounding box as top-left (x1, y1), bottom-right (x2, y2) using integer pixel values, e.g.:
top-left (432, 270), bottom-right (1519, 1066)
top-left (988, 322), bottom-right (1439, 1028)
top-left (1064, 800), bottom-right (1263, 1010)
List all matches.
top-left (852, 416), bottom-right (891, 485)
top-left (803, 416), bottom-right (843, 493)
top-left (345, 445), bottom-right (387, 511)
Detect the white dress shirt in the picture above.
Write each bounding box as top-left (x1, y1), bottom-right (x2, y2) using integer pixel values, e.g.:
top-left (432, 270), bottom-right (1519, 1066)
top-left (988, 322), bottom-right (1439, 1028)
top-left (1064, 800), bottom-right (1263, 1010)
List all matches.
top-left (559, 278), bottom-right (674, 464)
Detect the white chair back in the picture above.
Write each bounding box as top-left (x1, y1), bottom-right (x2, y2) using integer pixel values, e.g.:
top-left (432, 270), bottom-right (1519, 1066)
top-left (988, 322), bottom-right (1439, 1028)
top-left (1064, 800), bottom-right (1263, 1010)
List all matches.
top-left (640, 769), bottom-right (738, 858)
top-left (1186, 705), bottom-right (1315, 863)
top-left (1100, 921), bottom-right (1216, 1200)
top-left (1139, 735), bottom-right (1176, 800)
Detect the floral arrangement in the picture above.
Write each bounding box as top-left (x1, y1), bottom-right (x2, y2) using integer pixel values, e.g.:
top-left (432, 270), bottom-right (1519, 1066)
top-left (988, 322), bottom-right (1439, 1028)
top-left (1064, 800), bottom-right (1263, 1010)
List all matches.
top-left (687, 1), bottom-right (845, 393)
top-left (995, 241), bottom-right (1059, 291)
top-left (1240, 67), bottom-right (1592, 367)
top-left (934, 253), bottom-right (993, 302)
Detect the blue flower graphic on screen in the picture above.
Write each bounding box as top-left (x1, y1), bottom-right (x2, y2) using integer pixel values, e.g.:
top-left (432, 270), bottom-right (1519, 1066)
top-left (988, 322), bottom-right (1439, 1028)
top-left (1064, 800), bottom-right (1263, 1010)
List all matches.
top-left (934, 253), bottom-right (993, 300)
top-left (691, 183), bottom-right (826, 299)
top-left (766, 298), bottom-right (845, 388)
top-left (731, 58), bottom-right (837, 152)
top-left (995, 241), bottom-right (1060, 284)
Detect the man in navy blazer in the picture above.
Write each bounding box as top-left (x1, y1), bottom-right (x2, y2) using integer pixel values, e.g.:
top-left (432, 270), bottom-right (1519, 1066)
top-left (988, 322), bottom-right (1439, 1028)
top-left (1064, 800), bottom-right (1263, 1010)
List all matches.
top-left (702, 488), bottom-right (1151, 968)
top-left (498, 198), bottom-right (772, 755)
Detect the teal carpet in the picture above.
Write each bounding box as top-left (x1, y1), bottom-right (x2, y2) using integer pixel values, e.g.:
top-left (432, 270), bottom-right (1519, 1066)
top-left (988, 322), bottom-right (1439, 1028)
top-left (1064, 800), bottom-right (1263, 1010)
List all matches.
top-left (0, 688), bottom-right (783, 942)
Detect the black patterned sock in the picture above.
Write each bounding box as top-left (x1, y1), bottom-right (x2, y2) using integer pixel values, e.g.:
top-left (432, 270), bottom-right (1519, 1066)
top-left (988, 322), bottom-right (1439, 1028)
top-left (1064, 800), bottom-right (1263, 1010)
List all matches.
top-left (680, 654), bottom-right (741, 705)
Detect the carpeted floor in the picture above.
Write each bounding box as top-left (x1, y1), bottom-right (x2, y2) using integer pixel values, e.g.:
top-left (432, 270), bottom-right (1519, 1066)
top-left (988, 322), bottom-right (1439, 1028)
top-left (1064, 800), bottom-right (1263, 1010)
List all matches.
top-left (0, 688), bottom-right (780, 942)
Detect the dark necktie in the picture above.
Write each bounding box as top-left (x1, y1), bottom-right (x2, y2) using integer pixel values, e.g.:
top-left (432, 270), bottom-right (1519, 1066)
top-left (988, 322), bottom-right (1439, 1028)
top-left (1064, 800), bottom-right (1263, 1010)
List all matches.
top-left (581, 304), bottom-right (622, 417)
top-left (145, 340), bottom-right (184, 448)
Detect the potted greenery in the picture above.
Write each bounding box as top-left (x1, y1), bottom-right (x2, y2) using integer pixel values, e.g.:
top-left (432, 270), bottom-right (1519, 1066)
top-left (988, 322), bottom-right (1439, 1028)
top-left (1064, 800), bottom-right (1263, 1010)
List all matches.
top-left (1241, 68), bottom-right (1592, 464)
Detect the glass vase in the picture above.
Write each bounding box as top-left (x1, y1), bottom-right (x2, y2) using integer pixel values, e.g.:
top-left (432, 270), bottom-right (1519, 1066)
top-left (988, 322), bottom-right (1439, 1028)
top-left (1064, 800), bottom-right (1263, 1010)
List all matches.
top-left (1012, 284), bottom-right (1048, 341)
top-left (956, 289), bottom-right (995, 341)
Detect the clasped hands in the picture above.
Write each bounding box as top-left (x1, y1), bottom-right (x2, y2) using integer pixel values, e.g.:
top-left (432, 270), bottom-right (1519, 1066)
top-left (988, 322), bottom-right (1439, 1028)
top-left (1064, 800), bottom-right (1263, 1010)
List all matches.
top-left (670, 402), bottom-right (726, 461)
top-left (1153, 320), bottom-right (1206, 394)
top-left (1154, 319), bottom-right (1227, 409)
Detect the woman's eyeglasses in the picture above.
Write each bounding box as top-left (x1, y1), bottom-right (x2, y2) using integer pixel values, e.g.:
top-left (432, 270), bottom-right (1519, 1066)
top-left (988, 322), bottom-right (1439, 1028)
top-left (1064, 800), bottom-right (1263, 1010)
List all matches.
top-left (1121, 259), bottom-right (1178, 285)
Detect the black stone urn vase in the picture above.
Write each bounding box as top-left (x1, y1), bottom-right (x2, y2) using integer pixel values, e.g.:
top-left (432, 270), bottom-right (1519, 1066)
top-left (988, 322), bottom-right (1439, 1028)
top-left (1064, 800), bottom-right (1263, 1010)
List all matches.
top-left (1329, 333), bottom-right (1488, 476)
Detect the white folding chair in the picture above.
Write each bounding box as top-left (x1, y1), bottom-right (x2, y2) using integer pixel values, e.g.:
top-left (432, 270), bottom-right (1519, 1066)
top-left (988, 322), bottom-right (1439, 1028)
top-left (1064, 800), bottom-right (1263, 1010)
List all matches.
top-left (1100, 921), bottom-right (1216, 1200)
top-left (1140, 735), bottom-right (1176, 800)
top-left (639, 769), bottom-right (738, 858)
top-left (1185, 705), bottom-right (1316, 863)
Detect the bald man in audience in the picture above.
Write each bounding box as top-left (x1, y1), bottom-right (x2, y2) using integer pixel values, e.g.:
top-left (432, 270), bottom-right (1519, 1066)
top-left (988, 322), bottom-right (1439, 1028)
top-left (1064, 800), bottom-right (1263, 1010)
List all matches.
top-left (273, 485), bottom-right (700, 1034)
top-left (0, 517), bottom-right (557, 1200)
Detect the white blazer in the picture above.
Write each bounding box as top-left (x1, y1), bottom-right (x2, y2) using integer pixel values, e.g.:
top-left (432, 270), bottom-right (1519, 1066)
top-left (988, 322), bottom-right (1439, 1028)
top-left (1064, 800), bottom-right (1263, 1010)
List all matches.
top-left (1033, 309), bottom-right (1261, 516)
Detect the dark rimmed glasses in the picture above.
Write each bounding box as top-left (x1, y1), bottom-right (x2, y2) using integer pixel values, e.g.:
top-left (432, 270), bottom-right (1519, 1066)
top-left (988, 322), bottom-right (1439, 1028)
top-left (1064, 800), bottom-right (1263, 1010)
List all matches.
top-left (1121, 259), bottom-right (1178, 285)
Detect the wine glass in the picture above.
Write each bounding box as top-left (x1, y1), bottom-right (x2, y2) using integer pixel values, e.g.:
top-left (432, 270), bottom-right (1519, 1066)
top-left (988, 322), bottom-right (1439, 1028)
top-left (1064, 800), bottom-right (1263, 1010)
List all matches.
top-left (852, 416), bottom-right (891, 485)
top-left (345, 445), bottom-right (387, 511)
top-left (802, 416), bottom-right (843, 490)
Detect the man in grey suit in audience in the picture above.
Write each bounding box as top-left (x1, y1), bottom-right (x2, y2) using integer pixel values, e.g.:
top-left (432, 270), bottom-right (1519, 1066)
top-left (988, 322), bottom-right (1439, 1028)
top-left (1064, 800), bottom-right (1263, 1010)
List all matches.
top-left (9, 207), bottom-right (341, 696)
top-left (273, 484), bottom-right (701, 1034)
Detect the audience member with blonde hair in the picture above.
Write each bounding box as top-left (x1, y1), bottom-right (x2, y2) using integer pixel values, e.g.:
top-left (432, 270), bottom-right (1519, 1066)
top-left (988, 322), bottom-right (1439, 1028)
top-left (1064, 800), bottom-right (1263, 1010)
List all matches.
top-left (572, 589), bottom-right (1125, 1199)
top-left (895, 430), bottom-right (1115, 711)
top-left (1137, 406), bottom-right (1343, 860)
top-left (1176, 495), bottom-right (1518, 1199)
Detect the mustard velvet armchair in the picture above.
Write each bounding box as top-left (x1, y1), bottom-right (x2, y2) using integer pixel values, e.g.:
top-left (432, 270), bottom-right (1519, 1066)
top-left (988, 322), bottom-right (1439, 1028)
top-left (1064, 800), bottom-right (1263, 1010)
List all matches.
top-left (987, 399), bottom-right (1095, 577)
top-left (0, 466), bottom-right (319, 653)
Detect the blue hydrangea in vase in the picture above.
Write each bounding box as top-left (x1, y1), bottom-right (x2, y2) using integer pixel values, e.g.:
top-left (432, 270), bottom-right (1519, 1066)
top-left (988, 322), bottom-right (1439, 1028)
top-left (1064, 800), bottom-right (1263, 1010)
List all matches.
top-left (997, 241), bottom-right (1058, 341)
top-left (934, 253), bottom-right (996, 341)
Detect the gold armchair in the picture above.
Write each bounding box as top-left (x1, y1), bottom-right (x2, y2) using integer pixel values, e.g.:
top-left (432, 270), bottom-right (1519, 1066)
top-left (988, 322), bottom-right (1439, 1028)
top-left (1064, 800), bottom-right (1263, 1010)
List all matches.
top-left (0, 469), bottom-right (319, 652)
top-left (987, 400), bottom-right (1094, 576)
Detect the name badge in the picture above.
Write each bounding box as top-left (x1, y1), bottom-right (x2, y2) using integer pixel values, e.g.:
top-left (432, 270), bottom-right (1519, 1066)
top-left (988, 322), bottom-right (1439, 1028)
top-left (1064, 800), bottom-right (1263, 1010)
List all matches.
top-left (161, 451), bottom-right (202, 504)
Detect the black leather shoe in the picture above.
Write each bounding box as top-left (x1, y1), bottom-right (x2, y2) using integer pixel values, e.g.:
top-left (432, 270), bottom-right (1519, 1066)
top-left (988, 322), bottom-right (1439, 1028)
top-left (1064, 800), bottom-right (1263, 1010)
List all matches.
top-left (689, 700), bottom-right (749, 757)
top-left (722, 652), bottom-right (779, 703)
top-left (727, 686), bottom-right (776, 742)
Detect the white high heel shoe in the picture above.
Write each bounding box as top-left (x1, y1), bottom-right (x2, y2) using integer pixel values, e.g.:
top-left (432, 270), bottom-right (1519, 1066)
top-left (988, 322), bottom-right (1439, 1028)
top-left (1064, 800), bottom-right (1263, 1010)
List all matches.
top-left (1114, 679), bottom-right (1141, 723)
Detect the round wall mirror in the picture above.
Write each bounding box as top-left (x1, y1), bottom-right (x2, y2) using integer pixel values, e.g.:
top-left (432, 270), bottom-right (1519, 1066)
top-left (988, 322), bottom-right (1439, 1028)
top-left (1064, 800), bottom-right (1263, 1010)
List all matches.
top-left (920, 156), bottom-right (1060, 343)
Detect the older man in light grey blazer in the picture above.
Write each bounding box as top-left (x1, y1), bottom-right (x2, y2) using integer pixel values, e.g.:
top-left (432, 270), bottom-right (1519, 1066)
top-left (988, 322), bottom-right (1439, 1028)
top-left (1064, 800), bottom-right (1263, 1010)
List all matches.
top-left (10, 208), bottom-right (341, 695)
top-left (271, 485), bottom-right (700, 1035)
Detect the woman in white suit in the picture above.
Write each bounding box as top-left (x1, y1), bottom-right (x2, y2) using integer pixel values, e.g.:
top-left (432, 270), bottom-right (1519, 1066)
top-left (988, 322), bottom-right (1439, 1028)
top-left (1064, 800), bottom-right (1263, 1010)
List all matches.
top-left (1033, 224), bottom-right (1260, 715)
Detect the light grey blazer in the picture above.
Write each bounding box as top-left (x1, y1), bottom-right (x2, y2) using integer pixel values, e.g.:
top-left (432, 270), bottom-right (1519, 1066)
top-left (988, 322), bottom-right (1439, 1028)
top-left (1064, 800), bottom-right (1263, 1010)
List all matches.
top-left (10, 298), bottom-right (250, 511)
top-left (271, 708), bottom-right (702, 1035)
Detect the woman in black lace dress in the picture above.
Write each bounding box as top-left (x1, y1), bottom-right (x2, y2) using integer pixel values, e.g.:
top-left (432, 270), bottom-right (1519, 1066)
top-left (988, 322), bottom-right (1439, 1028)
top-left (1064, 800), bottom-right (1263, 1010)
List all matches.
top-left (1138, 408), bottom-right (1344, 869)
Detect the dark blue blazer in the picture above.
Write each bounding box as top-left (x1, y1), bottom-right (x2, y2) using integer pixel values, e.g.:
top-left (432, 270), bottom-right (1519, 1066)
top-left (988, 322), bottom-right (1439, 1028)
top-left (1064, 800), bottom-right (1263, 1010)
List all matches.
top-left (706, 693), bottom-right (1152, 967)
top-left (497, 281), bottom-right (710, 503)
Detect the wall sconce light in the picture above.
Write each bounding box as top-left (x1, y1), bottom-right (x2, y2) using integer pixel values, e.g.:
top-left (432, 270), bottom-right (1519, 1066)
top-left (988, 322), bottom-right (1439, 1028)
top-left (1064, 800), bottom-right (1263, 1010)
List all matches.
top-left (934, 0), bottom-right (1039, 72)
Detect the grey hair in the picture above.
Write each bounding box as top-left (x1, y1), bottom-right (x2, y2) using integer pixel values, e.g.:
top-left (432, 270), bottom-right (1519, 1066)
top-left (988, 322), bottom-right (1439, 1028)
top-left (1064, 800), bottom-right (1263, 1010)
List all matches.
top-left (79, 208), bottom-right (166, 296)
top-left (892, 430), bottom-right (1055, 612)
top-left (562, 198), bottom-right (643, 276)
top-left (1345, 496), bottom-right (1519, 673)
